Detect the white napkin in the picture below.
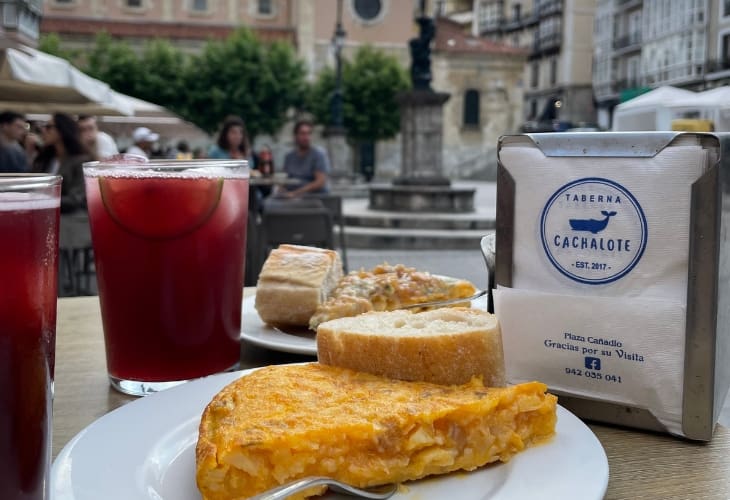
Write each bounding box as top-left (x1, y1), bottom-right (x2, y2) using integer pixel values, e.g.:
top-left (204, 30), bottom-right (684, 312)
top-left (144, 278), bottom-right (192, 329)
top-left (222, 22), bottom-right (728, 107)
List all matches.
top-left (495, 138), bottom-right (709, 435)
top-left (500, 142), bottom-right (706, 300)
top-left (494, 287), bottom-right (686, 435)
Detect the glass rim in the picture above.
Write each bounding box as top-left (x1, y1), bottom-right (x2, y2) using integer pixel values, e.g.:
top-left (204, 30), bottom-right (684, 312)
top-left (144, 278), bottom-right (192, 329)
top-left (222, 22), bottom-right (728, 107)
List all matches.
top-left (0, 173), bottom-right (62, 191)
top-left (83, 159), bottom-right (249, 172)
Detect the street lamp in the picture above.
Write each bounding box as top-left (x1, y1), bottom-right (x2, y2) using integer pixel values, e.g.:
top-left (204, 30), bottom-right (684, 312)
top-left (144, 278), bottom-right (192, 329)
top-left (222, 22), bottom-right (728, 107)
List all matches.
top-left (331, 0), bottom-right (346, 129)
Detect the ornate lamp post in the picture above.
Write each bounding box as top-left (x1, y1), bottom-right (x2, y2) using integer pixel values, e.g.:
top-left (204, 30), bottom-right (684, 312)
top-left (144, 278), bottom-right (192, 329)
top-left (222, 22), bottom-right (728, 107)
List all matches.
top-left (324, 0), bottom-right (352, 179)
top-left (331, 0), bottom-right (346, 129)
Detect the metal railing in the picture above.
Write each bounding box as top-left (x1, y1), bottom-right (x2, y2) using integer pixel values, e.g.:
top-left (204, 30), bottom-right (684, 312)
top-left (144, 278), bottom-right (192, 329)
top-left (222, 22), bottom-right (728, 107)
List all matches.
top-left (613, 32), bottom-right (642, 50)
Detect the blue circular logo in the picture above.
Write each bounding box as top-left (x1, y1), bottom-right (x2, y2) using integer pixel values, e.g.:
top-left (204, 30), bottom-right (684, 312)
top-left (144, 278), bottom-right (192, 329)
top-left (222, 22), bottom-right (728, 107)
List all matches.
top-left (540, 177), bottom-right (647, 285)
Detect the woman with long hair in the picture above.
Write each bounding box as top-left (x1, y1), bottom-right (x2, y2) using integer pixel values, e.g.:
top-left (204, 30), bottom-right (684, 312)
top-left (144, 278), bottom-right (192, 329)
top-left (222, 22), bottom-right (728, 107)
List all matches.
top-left (208, 116), bottom-right (250, 160)
top-left (33, 112), bottom-right (93, 213)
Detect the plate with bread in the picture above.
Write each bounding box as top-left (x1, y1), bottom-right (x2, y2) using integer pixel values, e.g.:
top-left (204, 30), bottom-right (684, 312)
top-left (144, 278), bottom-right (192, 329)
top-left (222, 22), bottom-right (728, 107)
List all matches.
top-left (54, 262), bottom-right (609, 500)
top-left (242, 244), bottom-right (483, 355)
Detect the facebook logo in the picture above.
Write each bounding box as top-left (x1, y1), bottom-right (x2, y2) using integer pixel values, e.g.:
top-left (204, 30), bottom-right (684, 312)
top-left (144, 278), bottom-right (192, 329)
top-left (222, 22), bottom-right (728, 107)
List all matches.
top-left (584, 357), bottom-right (601, 371)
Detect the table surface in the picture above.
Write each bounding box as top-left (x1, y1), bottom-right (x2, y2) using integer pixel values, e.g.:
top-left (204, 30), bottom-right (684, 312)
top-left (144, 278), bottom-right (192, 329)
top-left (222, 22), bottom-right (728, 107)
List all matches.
top-left (54, 293), bottom-right (730, 500)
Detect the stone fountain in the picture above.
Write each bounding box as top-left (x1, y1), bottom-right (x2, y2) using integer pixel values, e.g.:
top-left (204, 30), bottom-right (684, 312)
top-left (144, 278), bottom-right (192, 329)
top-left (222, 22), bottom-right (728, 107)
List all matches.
top-left (368, 7), bottom-right (475, 213)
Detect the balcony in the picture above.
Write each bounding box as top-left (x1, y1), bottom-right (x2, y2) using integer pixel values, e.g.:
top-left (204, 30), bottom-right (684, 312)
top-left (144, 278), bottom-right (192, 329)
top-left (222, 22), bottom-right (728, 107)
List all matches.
top-left (529, 32), bottom-right (562, 59)
top-left (612, 32), bottom-right (642, 51)
top-left (705, 59), bottom-right (730, 74)
top-left (616, 0), bottom-right (643, 11)
top-left (613, 79), bottom-right (643, 92)
top-left (538, 0), bottom-right (563, 18)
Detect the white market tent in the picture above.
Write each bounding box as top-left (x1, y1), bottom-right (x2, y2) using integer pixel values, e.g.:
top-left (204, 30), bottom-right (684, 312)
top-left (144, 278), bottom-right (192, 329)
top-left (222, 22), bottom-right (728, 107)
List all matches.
top-left (0, 45), bottom-right (132, 116)
top-left (668, 86), bottom-right (730, 131)
top-left (612, 86), bottom-right (696, 131)
top-left (98, 92), bottom-right (210, 148)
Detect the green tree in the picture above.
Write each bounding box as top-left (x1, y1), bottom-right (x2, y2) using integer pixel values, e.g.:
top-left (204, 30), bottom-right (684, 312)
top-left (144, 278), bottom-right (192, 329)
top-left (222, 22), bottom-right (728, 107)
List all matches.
top-left (135, 39), bottom-right (188, 116)
top-left (181, 28), bottom-right (307, 136)
top-left (38, 33), bottom-right (81, 63)
top-left (84, 32), bottom-right (145, 97)
top-left (308, 46), bottom-right (410, 142)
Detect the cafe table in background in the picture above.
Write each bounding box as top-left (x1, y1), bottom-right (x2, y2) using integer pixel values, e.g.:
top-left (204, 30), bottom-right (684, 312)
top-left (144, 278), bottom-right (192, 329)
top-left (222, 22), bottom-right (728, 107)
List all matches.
top-left (53, 291), bottom-right (730, 500)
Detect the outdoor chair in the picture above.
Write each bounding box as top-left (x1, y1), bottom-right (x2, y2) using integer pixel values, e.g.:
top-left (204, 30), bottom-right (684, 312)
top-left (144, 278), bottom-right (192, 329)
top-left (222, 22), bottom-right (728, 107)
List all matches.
top-left (304, 194), bottom-right (348, 272)
top-left (59, 213), bottom-right (95, 296)
top-left (258, 197), bottom-right (335, 273)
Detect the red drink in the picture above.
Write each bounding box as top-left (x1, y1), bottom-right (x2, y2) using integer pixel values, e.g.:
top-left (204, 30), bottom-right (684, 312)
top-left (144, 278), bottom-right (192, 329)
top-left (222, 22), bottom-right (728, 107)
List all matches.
top-left (0, 178), bottom-right (61, 500)
top-left (84, 161), bottom-right (249, 395)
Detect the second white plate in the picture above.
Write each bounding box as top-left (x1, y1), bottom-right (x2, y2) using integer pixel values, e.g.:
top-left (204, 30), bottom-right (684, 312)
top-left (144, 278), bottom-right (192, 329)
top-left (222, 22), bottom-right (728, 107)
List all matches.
top-left (241, 295), bottom-right (318, 355)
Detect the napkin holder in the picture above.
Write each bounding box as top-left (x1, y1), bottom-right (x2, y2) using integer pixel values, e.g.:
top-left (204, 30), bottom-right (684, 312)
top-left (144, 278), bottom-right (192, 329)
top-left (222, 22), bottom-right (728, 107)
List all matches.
top-left (495, 132), bottom-right (729, 441)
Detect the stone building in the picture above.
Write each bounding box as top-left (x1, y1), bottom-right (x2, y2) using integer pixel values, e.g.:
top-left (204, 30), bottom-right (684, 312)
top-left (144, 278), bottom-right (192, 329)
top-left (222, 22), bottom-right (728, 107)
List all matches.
top-left (476, 0), bottom-right (597, 127)
top-left (592, 0), bottom-right (722, 129)
top-left (1, 0), bottom-right (43, 48)
top-left (39, 0), bottom-right (526, 179)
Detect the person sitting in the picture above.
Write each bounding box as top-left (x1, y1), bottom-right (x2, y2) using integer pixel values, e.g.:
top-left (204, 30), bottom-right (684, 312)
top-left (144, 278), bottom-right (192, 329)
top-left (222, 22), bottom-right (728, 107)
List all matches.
top-left (208, 116), bottom-right (251, 160)
top-left (176, 140), bottom-right (193, 160)
top-left (78, 115), bottom-right (118, 159)
top-left (281, 119), bottom-right (330, 197)
top-left (32, 113), bottom-right (93, 213)
top-left (0, 110), bottom-right (29, 173)
top-left (127, 127), bottom-right (159, 159)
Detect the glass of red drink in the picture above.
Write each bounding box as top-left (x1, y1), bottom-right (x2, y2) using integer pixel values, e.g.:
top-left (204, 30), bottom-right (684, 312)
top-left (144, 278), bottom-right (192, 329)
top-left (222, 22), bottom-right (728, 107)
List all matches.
top-left (0, 174), bottom-right (61, 500)
top-left (83, 159), bottom-right (249, 396)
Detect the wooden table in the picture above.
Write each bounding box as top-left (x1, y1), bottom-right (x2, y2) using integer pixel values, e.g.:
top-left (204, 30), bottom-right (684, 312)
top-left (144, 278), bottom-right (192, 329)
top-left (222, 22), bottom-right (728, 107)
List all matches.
top-left (54, 294), bottom-right (730, 500)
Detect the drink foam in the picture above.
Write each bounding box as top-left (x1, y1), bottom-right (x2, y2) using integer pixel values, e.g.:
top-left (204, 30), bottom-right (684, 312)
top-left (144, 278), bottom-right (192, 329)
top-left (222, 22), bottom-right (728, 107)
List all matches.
top-left (85, 166), bottom-right (249, 180)
top-left (0, 192), bottom-right (60, 212)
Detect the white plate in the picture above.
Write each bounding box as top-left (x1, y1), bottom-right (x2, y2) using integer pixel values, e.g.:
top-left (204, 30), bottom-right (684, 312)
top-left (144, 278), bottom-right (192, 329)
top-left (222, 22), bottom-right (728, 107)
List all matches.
top-left (240, 291), bottom-right (491, 356)
top-left (241, 295), bottom-right (318, 355)
top-left (52, 367), bottom-right (609, 500)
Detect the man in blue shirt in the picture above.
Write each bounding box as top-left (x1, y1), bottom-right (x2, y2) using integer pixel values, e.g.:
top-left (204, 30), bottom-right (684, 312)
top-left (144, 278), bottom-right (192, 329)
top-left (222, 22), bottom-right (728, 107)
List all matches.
top-left (281, 120), bottom-right (330, 196)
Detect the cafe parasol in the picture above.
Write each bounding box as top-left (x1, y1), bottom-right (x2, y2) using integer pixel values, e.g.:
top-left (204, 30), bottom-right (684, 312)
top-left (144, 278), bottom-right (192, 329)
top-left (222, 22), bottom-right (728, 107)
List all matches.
top-left (0, 45), bottom-right (132, 116)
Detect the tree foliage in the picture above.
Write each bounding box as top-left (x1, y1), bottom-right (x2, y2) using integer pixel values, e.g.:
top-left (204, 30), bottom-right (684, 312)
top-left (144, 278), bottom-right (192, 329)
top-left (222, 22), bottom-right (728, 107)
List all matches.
top-left (38, 33), bottom-right (83, 63)
top-left (38, 29), bottom-right (307, 138)
top-left (308, 46), bottom-right (410, 142)
top-left (181, 29), bottom-right (306, 136)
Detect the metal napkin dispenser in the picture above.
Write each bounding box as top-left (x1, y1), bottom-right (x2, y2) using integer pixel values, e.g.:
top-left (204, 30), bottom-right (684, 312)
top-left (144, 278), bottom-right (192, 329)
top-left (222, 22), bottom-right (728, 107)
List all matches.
top-left (494, 132), bottom-right (730, 441)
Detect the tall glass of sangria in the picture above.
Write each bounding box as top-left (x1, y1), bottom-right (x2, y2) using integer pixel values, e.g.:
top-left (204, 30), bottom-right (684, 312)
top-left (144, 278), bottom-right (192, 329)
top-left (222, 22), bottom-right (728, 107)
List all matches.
top-left (0, 174), bottom-right (61, 500)
top-left (83, 159), bottom-right (249, 396)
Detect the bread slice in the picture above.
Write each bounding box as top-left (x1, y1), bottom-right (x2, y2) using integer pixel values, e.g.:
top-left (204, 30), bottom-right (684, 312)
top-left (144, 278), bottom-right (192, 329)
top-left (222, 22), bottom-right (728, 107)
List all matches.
top-left (317, 308), bottom-right (505, 387)
top-left (255, 244), bottom-right (343, 327)
top-left (196, 363), bottom-right (556, 500)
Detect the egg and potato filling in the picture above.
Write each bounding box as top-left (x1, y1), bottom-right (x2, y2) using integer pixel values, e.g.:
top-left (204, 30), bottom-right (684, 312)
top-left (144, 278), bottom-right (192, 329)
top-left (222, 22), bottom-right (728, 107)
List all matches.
top-left (196, 363), bottom-right (556, 500)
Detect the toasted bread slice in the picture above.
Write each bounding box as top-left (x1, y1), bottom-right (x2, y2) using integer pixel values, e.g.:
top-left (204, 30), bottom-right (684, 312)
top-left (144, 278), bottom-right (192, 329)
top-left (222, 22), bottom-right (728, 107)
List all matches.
top-left (255, 244), bottom-right (343, 327)
top-left (196, 363), bottom-right (556, 500)
top-left (317, 308), bottom-right (505, 387)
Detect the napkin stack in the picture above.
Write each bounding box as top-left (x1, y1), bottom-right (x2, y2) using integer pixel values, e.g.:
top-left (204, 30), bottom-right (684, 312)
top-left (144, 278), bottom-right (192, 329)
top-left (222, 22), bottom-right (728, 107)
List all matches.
top-left (494, 136), bottom-right (710, 435)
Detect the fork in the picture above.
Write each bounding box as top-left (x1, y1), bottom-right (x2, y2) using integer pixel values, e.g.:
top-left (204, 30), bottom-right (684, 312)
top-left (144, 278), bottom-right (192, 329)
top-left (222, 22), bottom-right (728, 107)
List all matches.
top-left (399, 289), bottom-right (488, 310)
top-left (247, 476), bottom-right (397, 500)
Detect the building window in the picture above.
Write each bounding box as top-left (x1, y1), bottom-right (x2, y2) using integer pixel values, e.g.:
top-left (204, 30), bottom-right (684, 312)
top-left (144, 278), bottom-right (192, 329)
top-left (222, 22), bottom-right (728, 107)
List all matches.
top-left (513, 3), bottom-right (521, 21)
top-left (724, 0), bottom-right (730, 17)
top-left (258, 0), bottom-right (272, 15)
top-left (191, 0), bottom-right (207, 11)
top-left (353, 0), bottom-right (382, 21)
top-left (722, 33), bottom-right (730, 63)
top-left (529, 99), bottom-right (538, 120)
top-left (549, 58), bottom-right (557, 86)
top-left (463, 89), bottom-right (480, 126)
top-left (126, 0), bottom-right (142, 7)
top-left (531, 61), bottom-right (539, 88)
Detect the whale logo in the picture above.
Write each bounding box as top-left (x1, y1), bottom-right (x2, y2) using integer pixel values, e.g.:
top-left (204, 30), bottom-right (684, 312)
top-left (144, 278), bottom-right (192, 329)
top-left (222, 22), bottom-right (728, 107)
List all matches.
top-left (569, 211), bottom-right (617, 234)
top-left (540, 178), bottom-right (647, 285)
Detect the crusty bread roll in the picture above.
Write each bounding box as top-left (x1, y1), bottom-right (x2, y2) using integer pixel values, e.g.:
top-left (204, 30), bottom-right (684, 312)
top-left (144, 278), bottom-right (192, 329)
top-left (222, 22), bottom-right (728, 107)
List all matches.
top-left (255, 244), bottom-right (343, 327)
top-left (317, 308), bottom-right (505, 387)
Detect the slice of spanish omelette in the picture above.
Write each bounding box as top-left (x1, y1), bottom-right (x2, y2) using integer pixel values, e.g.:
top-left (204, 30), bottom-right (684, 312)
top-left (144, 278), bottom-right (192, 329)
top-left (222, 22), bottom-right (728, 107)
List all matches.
top-left (196, 363), bottom-right (556, 500)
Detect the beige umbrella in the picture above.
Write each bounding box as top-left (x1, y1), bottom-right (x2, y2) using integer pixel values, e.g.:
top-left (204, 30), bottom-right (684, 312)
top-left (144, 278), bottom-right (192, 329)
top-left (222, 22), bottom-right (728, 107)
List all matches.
top-left (0, 45), bottom-right (132, 116)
